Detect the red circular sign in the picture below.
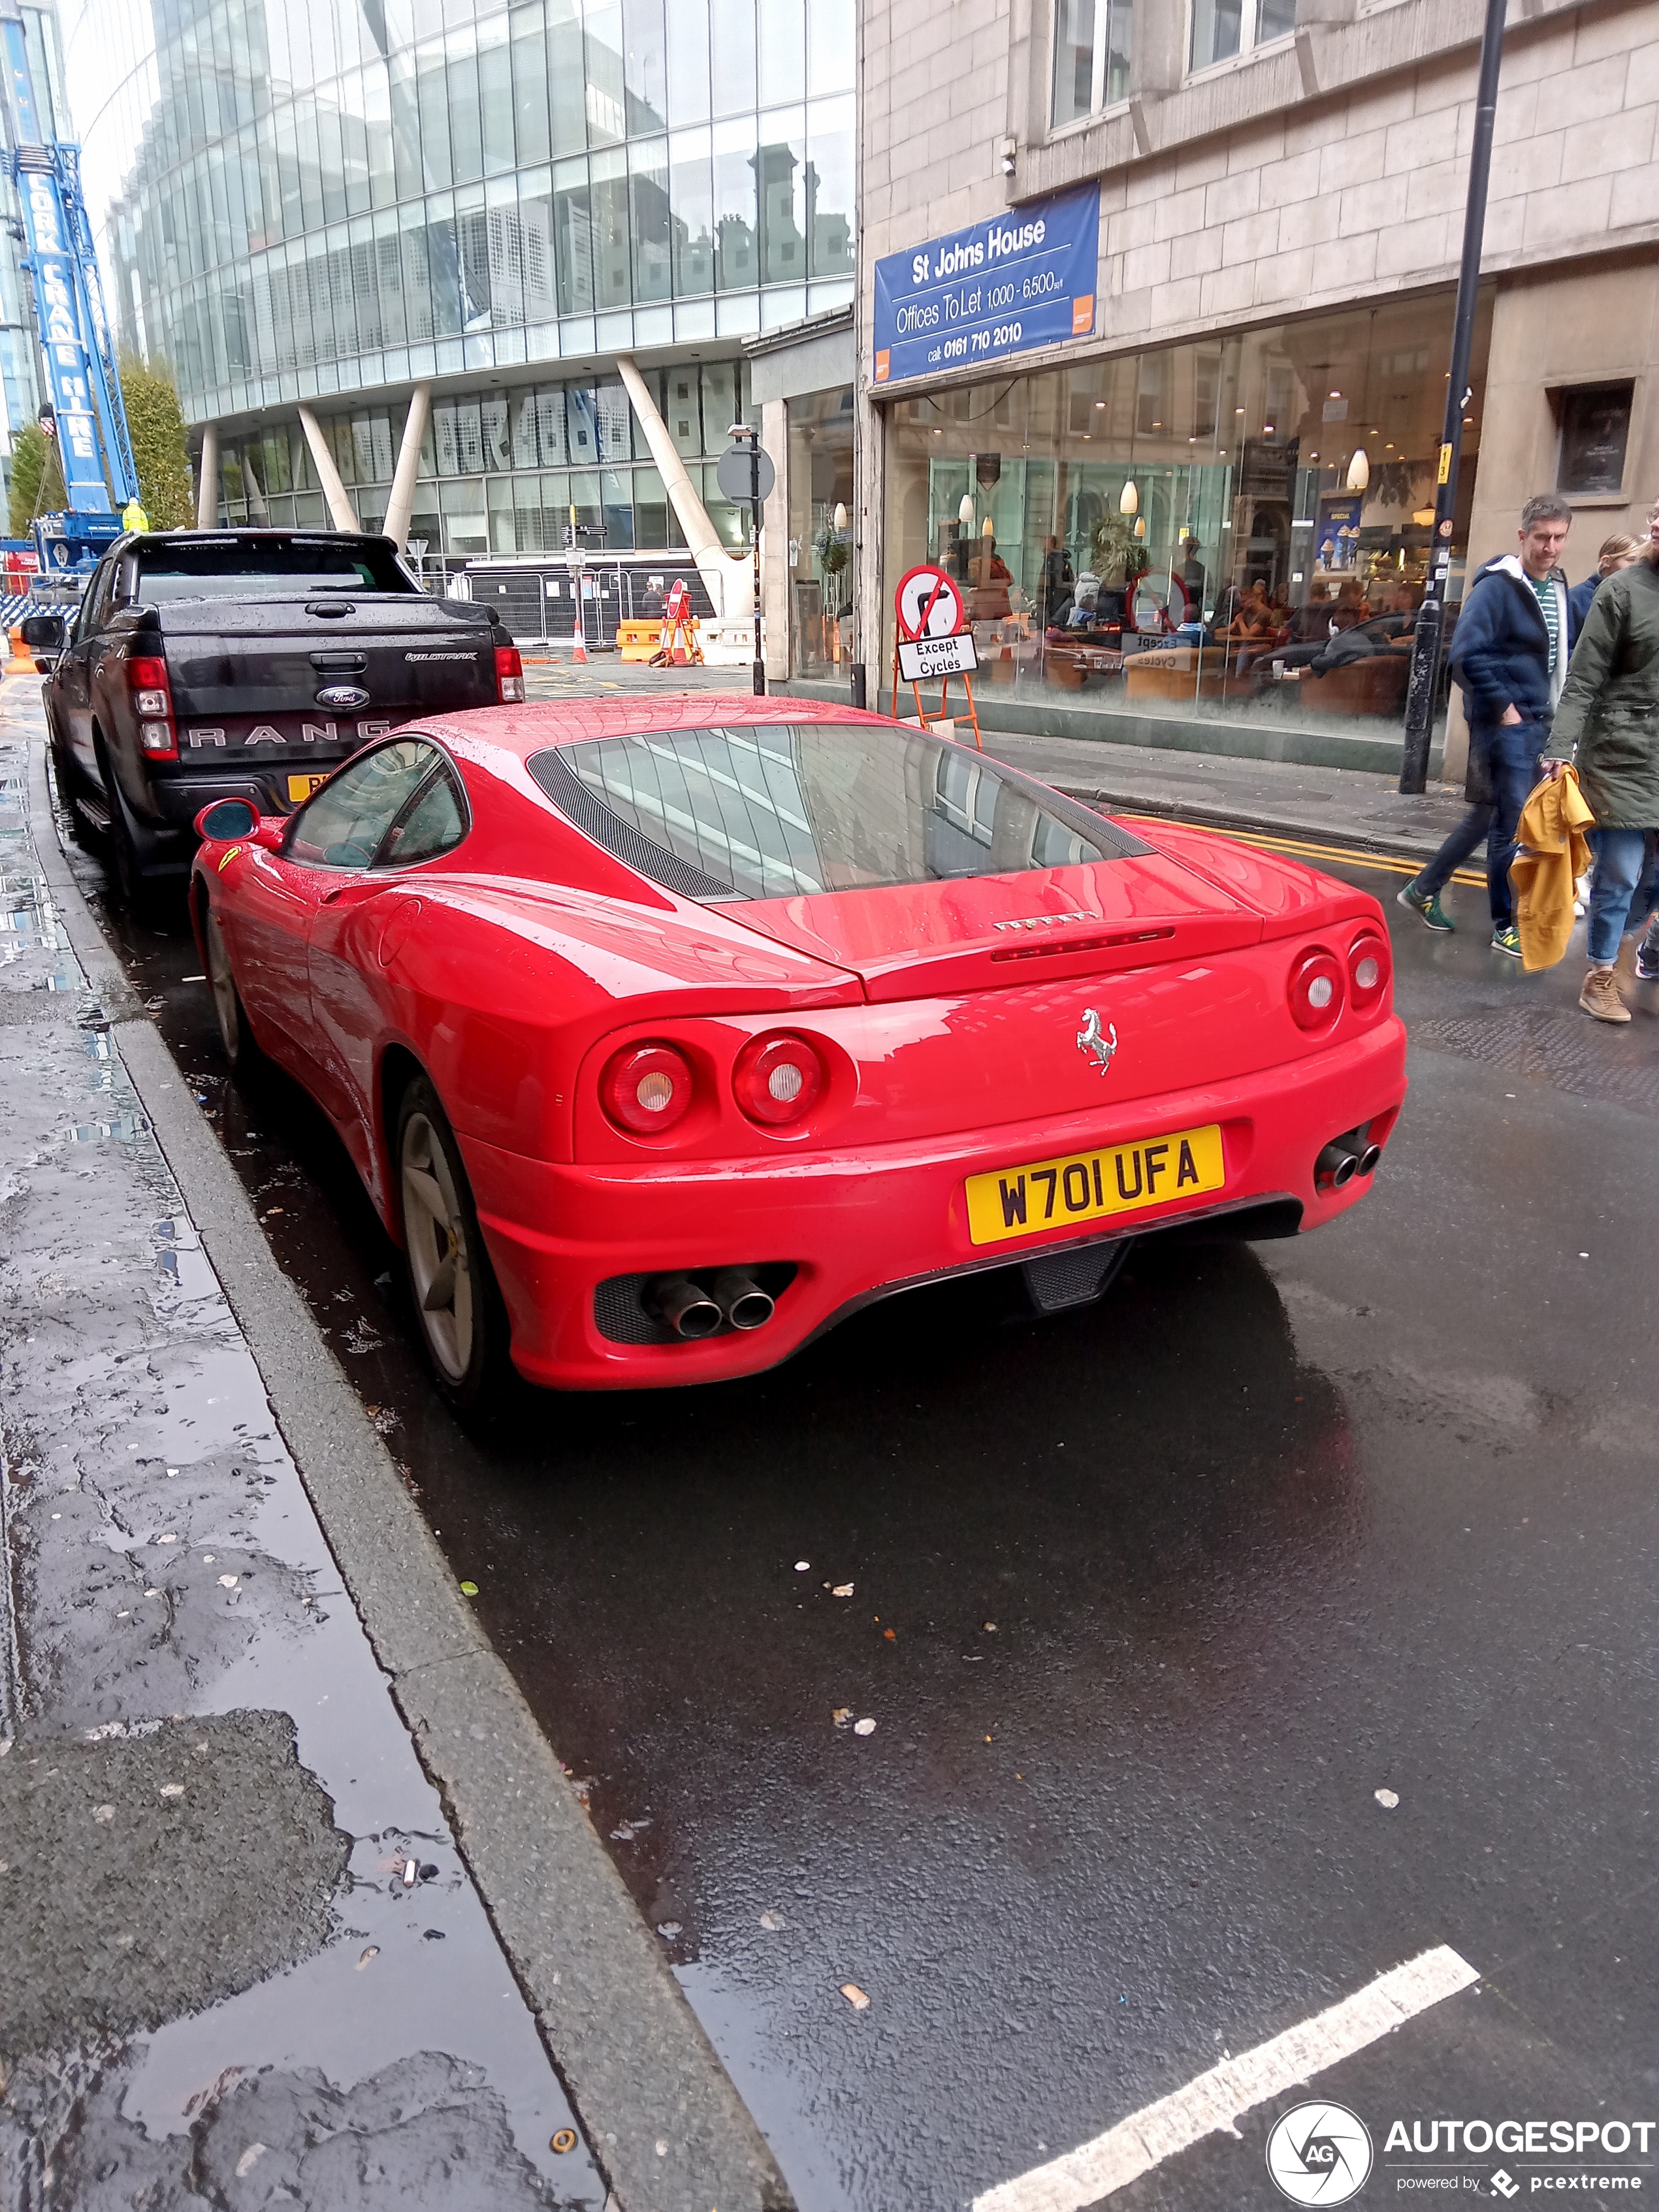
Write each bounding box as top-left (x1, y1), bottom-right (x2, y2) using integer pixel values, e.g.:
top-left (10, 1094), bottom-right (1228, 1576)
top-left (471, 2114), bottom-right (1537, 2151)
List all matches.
top-left (894, 563), bottom-right (966, 641)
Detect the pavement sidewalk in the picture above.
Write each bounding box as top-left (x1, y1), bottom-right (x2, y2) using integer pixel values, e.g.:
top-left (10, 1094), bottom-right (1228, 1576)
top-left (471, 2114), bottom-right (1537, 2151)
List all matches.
top-left (0, 701), bottom-right (792, 2212)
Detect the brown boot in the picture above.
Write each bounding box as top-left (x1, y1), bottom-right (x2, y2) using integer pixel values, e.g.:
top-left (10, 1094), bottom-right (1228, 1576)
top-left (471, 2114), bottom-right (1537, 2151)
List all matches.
top-left (1579, 965), bottom-right (1632, 1023)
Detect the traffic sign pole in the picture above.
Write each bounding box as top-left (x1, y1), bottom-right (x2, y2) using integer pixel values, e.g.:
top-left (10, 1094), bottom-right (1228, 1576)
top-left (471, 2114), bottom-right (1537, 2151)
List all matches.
top-left (719, 428), bottom-right (775, 696)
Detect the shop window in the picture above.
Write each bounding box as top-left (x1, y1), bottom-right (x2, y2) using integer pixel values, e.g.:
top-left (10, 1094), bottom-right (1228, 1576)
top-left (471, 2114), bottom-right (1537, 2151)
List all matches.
top-left (1189, 0), bottom-right (1295, 73)
top-left (1555, 383), bottom-right (1633, 498)
top-left (1052, 0), bottom-right (1132, 127)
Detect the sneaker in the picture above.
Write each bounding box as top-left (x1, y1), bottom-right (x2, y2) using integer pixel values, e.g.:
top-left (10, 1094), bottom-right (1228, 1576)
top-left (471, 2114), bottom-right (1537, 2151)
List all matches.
top-left (1397, 879), bottom-right (1453, 932)
top-left (1636, 936), bottom-right (1659, 984)
top-left (1490, 925), bottom-right (1523, 959)
top-left (1579, 966), bottom-right (1632, 1023)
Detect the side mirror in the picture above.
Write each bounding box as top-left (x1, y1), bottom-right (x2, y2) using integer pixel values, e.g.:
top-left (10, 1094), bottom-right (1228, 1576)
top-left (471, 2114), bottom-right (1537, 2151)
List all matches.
top-left (194, 797), bottom-right (259, 841)
top-left (20, 613), bottom-right (66, 650)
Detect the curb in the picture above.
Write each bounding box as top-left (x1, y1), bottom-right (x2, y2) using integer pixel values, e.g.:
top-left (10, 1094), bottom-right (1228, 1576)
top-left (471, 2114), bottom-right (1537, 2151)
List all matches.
top-left (24, 728), bottom-right (795, 2212)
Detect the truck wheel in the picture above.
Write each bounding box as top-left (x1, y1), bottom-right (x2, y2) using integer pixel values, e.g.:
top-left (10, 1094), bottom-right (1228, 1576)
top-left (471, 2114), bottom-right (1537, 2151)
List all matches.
top-left (202, 903), bottom-right (261, 1074)
top-left (395, 1076), bottom-right (514, 1419)
top-left (95, 748), bottom-right (154, 916)
top-left (48, 738), bottom-right (92, 850)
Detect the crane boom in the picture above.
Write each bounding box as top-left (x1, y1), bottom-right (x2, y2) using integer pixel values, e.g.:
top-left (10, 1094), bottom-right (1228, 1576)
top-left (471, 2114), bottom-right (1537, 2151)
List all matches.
top-left (0, 2), bottom-right (138, 576)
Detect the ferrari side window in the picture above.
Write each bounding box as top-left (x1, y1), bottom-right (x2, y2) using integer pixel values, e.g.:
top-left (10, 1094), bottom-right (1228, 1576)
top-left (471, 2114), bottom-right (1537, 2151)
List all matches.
top-left (286, 739), bottom-right (439, 869)
top-left (378, 767), bottom-right (466, 867)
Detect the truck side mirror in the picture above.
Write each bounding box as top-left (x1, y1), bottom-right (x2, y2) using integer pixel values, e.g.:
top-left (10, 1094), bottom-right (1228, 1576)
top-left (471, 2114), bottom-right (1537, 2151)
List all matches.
top-left (193, 797), bottom-right (259, 841)
top-left (20, 613), bottom-right (66, 651)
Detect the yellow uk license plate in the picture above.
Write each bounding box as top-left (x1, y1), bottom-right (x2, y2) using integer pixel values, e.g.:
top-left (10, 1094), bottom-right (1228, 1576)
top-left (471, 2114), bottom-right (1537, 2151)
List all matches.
top-left (287, 772), bottom-right (329, 803)
top-left (965, 1122), bottom-right (1226, 1247)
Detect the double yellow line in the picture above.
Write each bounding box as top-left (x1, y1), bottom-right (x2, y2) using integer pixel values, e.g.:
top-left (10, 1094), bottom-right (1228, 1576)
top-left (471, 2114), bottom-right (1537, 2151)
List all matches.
top-left (1121, 813), bottom-right (1485, 888)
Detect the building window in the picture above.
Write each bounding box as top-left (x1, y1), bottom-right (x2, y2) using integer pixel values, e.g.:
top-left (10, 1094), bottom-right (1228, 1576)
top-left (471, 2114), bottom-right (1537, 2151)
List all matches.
top-left (1052, 0), bottom-right (1133, 127)
top-left (1556, 382), bottom-right (1634, 498)
top-left (1189, 0), bottom-right (1295, 74)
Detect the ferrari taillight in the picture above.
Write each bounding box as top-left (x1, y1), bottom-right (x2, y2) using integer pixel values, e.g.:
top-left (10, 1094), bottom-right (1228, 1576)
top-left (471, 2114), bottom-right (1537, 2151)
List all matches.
top-left (495, 644), bottom-right (525, 704)
top-left (600, 1042), bottom-right (694, 1134)
top-left (127, 653), bottom-right (177, 759)
top-left (732, 1033), bottom-right (825, 1127)
top-left (1288, 947), bottom-right (1344, 1032)
top-left (1347, 931), bottom-right (1390, 1014)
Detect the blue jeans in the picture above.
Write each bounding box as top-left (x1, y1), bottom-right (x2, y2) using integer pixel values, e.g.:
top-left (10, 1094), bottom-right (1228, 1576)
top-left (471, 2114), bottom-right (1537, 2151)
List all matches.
top-left (1417, 722), bottom-right (1543, 926)
top-left (1585, 828), bottom-right (1659, 965)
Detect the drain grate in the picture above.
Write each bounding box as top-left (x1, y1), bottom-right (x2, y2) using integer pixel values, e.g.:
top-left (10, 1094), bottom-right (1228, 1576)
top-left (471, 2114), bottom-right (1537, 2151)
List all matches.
top-left (1414, 1010), bottom-right (1659, 1118)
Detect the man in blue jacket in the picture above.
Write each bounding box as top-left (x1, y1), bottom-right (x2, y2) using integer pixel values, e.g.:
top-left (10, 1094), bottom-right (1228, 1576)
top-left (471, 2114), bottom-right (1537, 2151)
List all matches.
top-left (1398, 494), bottom-right (1575, 955)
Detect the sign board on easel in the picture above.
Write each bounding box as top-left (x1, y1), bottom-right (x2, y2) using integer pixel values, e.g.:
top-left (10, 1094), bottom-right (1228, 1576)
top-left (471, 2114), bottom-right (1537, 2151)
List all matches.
top-left (892, 562), bottom-right (981, 748)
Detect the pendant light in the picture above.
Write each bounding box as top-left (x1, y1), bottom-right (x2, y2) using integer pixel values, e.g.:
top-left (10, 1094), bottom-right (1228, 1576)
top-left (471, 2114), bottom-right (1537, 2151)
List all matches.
top-left (1346, 447), bottom-right (1370, 493)
top-left (1119, 479), bottom-right (1138, 516)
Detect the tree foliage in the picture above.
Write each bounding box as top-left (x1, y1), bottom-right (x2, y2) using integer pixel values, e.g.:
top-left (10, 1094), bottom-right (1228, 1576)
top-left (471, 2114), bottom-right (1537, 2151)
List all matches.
top-left (118, 356), bottom-right (192, 528)
top-left (7, 421), bottom-right (65, 538)
top-left (5, 357), bottom-right (193, 539)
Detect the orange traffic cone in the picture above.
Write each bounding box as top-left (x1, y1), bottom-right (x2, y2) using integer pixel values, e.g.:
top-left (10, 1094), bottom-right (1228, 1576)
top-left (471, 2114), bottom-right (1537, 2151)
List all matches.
top-left (5, 626), bottom-right (35, 677)
top-left (571, 616), bottom-right (588, 665)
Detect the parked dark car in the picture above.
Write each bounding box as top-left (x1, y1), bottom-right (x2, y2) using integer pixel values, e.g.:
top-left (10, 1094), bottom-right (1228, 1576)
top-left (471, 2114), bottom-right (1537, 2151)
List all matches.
top-left (26, 530), bottom-right (524, 901)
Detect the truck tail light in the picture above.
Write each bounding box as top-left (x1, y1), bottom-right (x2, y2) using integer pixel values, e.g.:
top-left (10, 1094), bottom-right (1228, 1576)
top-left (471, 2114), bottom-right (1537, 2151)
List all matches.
top-left (600, 1042), bottom-right (695, 1135)
top-left (127, 654), bottom-right (177, 759)
top-left (1288, 947), bottom-right (1344, 1032)
top-left (732, 1033), bottom-right (826, 1127)
top-left (494, 645), bottom-right (525, 704)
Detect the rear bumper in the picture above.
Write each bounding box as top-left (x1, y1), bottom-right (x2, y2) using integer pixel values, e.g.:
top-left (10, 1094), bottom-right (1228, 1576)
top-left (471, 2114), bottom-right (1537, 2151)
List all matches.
top-left (459, 1018), bottom-right (1407, 1390)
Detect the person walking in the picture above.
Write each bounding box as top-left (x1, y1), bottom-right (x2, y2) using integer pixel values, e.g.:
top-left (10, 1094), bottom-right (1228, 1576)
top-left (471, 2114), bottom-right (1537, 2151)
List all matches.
top-left (1546, 500), bottom-right (1659, 1023)
top-left (1397, 494), bottom-right (1575, 953)
top-left (1568, 532), bottom-right (1643, 630)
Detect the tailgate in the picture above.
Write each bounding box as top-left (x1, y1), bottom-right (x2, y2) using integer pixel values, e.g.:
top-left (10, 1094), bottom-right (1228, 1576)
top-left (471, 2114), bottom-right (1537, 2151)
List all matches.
top-left (162, 600), bottom-right (500, 760)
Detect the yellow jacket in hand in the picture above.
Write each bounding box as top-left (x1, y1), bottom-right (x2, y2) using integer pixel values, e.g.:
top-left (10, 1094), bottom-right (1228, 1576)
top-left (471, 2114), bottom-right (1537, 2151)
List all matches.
top-left (1509, 765), bottom-right (1595, 972)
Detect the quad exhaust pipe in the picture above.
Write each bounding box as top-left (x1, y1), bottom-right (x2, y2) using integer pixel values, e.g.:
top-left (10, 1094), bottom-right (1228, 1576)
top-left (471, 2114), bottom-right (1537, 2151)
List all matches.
top-left (651, 1268), bottom-right (777, 1338)
top-left (1314, 1125), bottom-right (1384, 1192)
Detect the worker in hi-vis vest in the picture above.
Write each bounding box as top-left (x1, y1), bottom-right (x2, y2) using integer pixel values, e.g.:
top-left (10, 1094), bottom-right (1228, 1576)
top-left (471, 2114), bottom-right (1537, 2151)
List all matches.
top-left (121, 497), bottom-right (150, 533)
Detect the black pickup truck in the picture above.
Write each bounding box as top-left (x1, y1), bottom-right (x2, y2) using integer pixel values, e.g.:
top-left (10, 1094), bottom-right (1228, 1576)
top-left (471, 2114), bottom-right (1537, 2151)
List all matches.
top-left (25, 530), bottom-right (523, 901)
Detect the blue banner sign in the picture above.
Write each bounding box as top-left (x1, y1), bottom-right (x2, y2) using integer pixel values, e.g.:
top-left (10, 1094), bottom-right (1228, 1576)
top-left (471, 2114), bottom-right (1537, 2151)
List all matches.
top-left (871, 184), bottom-right (1101, 388)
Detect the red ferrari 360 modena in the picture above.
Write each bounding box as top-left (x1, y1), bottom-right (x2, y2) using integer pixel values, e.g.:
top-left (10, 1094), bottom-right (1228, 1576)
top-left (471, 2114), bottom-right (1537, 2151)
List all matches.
top-left (189, 697), bottom-right (1406, 1411)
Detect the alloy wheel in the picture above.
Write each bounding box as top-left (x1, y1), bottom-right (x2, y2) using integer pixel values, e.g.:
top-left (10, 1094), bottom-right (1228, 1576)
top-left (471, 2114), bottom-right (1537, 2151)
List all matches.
top-left (400, 1111), bottom-right (474, 1382)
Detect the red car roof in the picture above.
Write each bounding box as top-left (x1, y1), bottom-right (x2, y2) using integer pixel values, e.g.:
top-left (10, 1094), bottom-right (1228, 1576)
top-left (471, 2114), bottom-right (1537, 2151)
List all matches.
top-left (404, 692), bottom-right (884, 765)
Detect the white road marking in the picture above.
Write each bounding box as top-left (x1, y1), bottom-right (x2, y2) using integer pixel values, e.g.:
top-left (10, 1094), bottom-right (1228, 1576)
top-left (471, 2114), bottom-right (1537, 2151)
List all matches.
top-left (973, 1944), bottom-right (1479, 2212)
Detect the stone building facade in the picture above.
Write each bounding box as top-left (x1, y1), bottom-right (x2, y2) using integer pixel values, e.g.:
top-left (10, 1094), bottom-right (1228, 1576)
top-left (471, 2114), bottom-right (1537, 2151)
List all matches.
top-left (853, 0), bottom-right (1658, 756)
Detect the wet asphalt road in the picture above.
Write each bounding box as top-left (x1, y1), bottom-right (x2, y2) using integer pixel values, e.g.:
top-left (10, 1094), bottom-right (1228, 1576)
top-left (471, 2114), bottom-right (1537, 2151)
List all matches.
top-left (57, 753), bottom-right (1659, 2211)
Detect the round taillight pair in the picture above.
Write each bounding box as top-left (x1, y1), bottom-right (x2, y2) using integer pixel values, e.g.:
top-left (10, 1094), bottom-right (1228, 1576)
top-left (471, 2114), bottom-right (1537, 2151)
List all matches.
top-left (1289, 947), bottom-right (1344, 1031)
top-left (733, 1033), bottom-right (824, 1127)
top-left (601, 1042), bottom-right (694, 1134)
top-left (1348, 931), bottom-right (1389, 1012)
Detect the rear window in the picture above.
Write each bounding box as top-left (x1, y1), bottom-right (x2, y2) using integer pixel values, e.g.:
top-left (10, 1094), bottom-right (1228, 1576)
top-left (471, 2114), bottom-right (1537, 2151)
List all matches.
top-left (126, 536), bottom-right (417, 602)
top-left (528, 722), bottom-right (1144, 902)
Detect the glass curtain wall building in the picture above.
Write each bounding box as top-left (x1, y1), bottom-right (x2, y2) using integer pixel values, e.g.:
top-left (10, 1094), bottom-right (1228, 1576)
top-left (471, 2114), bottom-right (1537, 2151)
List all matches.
top-left (61, 0), bottom-right (856, 560)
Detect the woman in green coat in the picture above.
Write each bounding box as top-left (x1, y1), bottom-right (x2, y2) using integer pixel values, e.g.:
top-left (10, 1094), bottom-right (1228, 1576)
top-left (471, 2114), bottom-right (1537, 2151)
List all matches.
top-left (1549, 503), bottom-right (1659, 1023)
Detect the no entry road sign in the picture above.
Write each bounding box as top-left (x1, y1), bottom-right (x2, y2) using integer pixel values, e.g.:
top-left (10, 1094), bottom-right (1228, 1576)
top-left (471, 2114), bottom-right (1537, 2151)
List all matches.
top-left (895, 563), bottom-right (966, 641)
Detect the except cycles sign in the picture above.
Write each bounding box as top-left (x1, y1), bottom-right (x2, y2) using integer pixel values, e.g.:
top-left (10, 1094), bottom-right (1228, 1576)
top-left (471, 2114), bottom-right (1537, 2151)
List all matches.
top-left (871, 184), bottom-right (1101, 387)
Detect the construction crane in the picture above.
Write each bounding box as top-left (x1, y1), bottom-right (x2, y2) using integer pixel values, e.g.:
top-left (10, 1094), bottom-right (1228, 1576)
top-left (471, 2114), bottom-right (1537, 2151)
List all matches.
top-left (0, 0), bottom-right (138, 589)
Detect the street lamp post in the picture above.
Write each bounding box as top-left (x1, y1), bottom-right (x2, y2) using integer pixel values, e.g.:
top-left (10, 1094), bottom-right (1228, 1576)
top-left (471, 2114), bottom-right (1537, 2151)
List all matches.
top-left (1399, 0), bottom-right (1509, 795)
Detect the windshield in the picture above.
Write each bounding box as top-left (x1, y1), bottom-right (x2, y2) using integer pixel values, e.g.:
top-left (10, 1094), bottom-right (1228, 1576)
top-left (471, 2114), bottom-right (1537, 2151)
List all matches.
top-left (528, 722), bottom-right (1144, 902)
top-left (127, 536), bottom-right (416, 601)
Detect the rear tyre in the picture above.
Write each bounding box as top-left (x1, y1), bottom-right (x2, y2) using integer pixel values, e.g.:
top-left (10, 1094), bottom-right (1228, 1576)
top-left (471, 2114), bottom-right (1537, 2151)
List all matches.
top-left (93, 746), bottom-right (152, 915)
top-left (395, 1076), bottom-right (513, 1417)
top-left (202, 902), bottom-right (262, 1074)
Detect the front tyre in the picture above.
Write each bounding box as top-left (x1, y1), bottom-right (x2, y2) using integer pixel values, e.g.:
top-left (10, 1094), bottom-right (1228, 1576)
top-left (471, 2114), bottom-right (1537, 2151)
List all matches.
top-left (202, 902), bottom-right (262, 1074)
top-left (396, 1076), bottom-right (512, 1416)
